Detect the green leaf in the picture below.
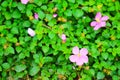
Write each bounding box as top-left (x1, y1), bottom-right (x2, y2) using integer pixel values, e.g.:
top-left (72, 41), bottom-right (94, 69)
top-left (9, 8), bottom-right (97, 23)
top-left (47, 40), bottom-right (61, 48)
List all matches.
top-left (0, 25), bottom-right (5, 32)
top-left (64, 9), bottom-right (72, 17)
top-left (6, 46), bottom-right (15, 54)
top-left (38, 10), bottom-right (45, 19)
top-left (2, 63), bottom-right (10, 70)
top-left (29, 66), bottom-right (40, 76)
top-left (57, 54), bottom-right (65, 63)
top-left (72, 9), bottom-right (84, 18)
top-left (68, 0), bottom-right (75, 3)
top-left (41, 5), bottom-right (47, 10)
top-left (11, 27), bottom-right (19, 34)
top-left (43, 57), bottom-right (53, 63)
top-left (101, 52), bottom-right (108, 60)
top-left (26, 10), bottom-right (32, 16)
top-left (0, 48), bottom-right (3, 56)
top-left (17, 3), bottom-right (25, 11)
top-left (0, 66), bottom-right (2, 71)
top-left (42, 46), bottom-right (49, 53)
top-left (46, 14), bottom-right (52, 21)
top-left (48, 32), bottom-right (55, 39)
top-left (16, 46), bottom-right (22, 53)
top-left (36, 21), bottom-right (43, 40)
top-left (33, 54), bottom-right (40, 64)
top-left (19, 53), bottom-right (25, 59)
top-left (115, 1), bottom-right (119, 11)
top-left (2, 71), bottom-right (7, 77)
top-left (48, 19), bottom-right (56, 26)
top-left (14, 64), bottom-right (26, 72)
top-left (0, 37), bottom-right (6, 45)
top-left (12, 10), bottom-right (21, 18)
top-left (4, 12), bottom-right (12, 20)
top-left (1, 1), bottom-right (8, 7)
top-left (112, 75), bottom-right (119, 80)
top-left (23, 21), bottom-right (31, 27)
top-left (62, 1), bottom-right (68, 8)
top-left (97, 72), bottom-right (105, 79)
top-left (34, 0), bottom-right (42, 6)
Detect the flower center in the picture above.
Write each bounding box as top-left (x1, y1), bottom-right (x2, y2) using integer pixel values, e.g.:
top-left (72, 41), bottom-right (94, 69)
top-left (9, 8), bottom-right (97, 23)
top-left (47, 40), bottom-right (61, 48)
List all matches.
top-left (96, 18), bottom-right (100, 22)
top-left (77, 53), bottom-right (81, 57)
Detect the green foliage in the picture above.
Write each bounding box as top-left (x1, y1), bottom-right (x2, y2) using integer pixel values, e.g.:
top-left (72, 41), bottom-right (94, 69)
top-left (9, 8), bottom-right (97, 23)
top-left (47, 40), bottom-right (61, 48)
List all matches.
top-left (97, 72), bottom-right (105, 79)
top-left (14, 64), bottom-right (26, 72)
top-left (0, 0), bottom-right (120, 80)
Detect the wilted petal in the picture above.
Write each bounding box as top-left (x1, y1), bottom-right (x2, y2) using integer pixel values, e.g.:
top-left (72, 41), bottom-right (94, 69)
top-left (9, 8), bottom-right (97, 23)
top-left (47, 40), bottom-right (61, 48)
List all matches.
top-left (94, 24), bottom-right (101, 30)
top-left (76, 58), bottom-right (84, 66)
top-left (72, 46), bottom-right (79, 54)
top-left (34, 13), bottom-right (39, 19)
top-left (81, 55), bottom-right (88, 63)
top-left (101, 16), bottom-right (109, 21)
top-left (21, 0), bottom-right (29, 4)
top-left (95, 12), bottom-right (102, 20)
top-left (100, 22), bottom-right (106, 27)
top-left (28, 28), bottom-right (35, 37)
top-left (90, 21), bottom-right (97, 26)
top-left (69, 55), bottom-right (78, 62)
top-left (80, 48), bottom-right (88, 56)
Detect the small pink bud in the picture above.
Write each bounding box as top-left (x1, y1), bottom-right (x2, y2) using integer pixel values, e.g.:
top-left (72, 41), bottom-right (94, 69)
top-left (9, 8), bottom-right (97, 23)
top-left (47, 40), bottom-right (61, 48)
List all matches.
top-left (34, 13), bottom-right (39, 19)
top-left (53, 14), bottom-right (57, 18)
top-left (61, 34), bottom-right (66, 43)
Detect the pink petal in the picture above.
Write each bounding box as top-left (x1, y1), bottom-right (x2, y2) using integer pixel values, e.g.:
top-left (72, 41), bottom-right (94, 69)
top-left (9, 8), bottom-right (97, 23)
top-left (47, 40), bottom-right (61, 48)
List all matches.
top-left (69, 55), bottom-right (78, 62)
top-left (95, 12), bottom-right (102, 20)
top-left (90, 21), bottom-right (97, 27)
top-left (34, 13), bottom-right (39, 19)
top-left (101, 16), bottom-right (109, 21)
top-left (94, 24), bottom-right (101, 30)
top-left (61, 34), bottom-right (66, 41)
top-left (21, 0), bottom-right (29, 4)
top-left (80, 48), bottom-right (88, 56)
top-left (76, 58), bottom-right (84, 66)
top-left (53, 14), bottom-right (57, 18)
top-left (100, 22), bottom-right (106, 27)
top-left (28, 28), bottom-right (35, 37)
top-left (72, 46), bottom-right (79, 54)
top-left (81, 55), bottom-right (88, 63)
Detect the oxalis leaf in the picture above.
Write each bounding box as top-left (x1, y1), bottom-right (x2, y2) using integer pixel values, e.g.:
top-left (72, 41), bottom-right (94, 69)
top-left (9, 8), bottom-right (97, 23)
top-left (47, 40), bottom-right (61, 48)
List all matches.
top-left (72, 9), bottom-right (84, 18)
top-left (48, 32), bottom-right (55, 39)
top-left (42, 46), bottom-right (49, 53)
top-left (43, 57), bottom-right (53, 63)
top-left (14, 64), bottom-right (26, 72)
top-left (97, 72), bottom-right (105, 79)
top-left (29, 66), bottom-right (40, 76)
top-left (5, 46), bottom-right (15, 55)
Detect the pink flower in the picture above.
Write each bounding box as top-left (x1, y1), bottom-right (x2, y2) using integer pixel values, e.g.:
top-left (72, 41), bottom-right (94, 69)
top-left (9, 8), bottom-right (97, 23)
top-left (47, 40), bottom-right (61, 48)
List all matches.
top-left (21, 0), bottom-right (29, 4)
top-left (34, 13), bottom-right (39, 19)
top-left (61, 34), bottom-right (66, 43)
top-left (53, 14), bottom-right (57, 18)
top-left (27, 28), bottom-right (35, 37)
top-left (69, 46), bottom-right (88, 66)
top-left (90, 12), bottom-right (109, 30)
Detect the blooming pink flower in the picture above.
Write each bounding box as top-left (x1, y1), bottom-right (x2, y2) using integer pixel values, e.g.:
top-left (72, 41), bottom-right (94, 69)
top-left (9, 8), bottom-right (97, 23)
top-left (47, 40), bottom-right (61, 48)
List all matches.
top-left (90, 12), bottom-right (109, 30)
top-left (28, 28), bottom-right (35, 37)
top-left (61, 34), bottom-right (66, 43)
top-left (69, 46), bottom-right (88, 66)
top-left (34, 13), bottom-right (39, 19)
top-left (53, 14), bottom-right (57, 18)
top-left (21, 0), bottom-right (29, 4)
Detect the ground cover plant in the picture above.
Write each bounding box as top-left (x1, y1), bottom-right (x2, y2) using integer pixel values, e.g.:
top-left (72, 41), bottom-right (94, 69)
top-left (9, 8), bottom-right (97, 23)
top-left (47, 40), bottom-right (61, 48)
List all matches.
top-left (0, 0), bottom-right (120, 80)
